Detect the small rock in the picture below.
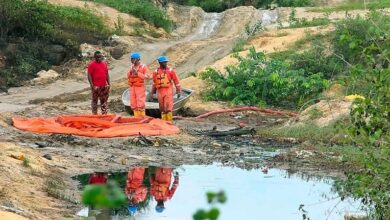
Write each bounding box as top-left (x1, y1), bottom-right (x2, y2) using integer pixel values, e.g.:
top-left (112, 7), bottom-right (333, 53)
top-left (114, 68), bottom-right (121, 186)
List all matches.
top-left (261, 166), bottom-right (269, 174)
top-left (32, 70), bottom-right (59, 85)
top-left (284, 137), bottom-right (298, 144)
top-left (35, 142), bottom-right (46, 148)
top-left (110, 46), bottom-right (124, 60)
top-left (43, 154), bottom-right (52, 160)
top-left (212, 142), bottom-right (222, 148)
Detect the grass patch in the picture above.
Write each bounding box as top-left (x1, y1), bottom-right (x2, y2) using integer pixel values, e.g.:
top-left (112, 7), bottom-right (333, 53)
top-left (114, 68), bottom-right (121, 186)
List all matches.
top-left (310, 0), bottom-right (390, 12)
top-left (231, 38), bottom-right (247, 53)
top-left (258, 123), bottom-right (348, 143)
top-left (132, 23), bottom-right (163, 38)
top-left (286, 8), bottom-right (330, 29)
top-left (86, 0), bottom-right (172, 32)
top-left (113, 15), bottom-right (126, 36)
top-left (288, 17), bottom-right (331, 28)
top-left (22, 157), bottom-right (30, 167)
top-left (170, 0), bottom-right (313, 12)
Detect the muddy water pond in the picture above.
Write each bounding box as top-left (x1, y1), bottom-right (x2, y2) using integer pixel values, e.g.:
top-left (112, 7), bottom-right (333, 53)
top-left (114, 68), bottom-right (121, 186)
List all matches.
top-left (74, 165), bottom-right (365, 220)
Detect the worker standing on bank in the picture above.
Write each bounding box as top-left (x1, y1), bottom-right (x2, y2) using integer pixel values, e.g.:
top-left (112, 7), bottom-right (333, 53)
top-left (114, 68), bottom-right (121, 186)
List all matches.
top-left (127, 52), bottom-right (150, 116)
top-left (87, 51), bottom-right (110, 115)
top-left (151, 56), bottom-right (181, 122)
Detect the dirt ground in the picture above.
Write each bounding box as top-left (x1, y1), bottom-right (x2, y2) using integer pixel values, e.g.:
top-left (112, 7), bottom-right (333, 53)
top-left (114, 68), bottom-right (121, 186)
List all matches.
top-left (0, 2), bottom-right (375, 219)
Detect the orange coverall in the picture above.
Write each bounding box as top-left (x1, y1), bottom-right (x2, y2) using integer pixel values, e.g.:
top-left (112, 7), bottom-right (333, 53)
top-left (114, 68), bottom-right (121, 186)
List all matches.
top-left (127, 63), bottom-right (150, 116)
top-left (152, 67), bottom-right (181, 121)
top-left (150, 167), bottom-right (179, 202)
top-left (125, 167), bottom-right (147, 204)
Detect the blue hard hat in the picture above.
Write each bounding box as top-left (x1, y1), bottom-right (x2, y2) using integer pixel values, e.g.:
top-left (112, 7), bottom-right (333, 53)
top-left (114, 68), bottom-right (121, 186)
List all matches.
top-left (130, 52), bottom-right (141, 59)
top-left (127, 204), bottom-right (138, 214)
top-left (155, 206), bottom-right (165, 213)
top-left (157, 55), bottom-right (169, 63)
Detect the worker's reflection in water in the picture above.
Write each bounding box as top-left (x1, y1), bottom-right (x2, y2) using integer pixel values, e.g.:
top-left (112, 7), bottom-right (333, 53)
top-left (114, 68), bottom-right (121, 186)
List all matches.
top-left (150, 167), bottom-right (179, 213)
top-left (87, 172), bottom-right (110, 220)
top-left (125, 167), bottom-right (148, 215)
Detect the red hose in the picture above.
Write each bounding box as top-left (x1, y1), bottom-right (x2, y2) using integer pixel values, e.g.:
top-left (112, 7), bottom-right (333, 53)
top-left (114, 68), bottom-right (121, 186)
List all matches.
top-left (174, 106), bottom-right (297, 120)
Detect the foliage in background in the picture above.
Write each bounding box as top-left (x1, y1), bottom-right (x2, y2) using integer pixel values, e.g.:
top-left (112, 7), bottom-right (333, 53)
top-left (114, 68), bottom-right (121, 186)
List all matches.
top-left (326, 11), bottom-right (390, 218)
top-left (0, 0), bottom-right (110, 87)
top-left (82, 181), bottom-right (127, 209)
top-left (88, 0), bottom-right (172, 32)
top-left (200, 48), bottom-right (329, 108)
top-left (289, 37), bottom-right (346, 80)
top-left (193, 191), bottom-right (227, 220)
top-left (171, 0), bottom-right (312, 12)
top-left (254, 11), bottom-right (390, 217)
top-left (311, 0), bottom-right (390, 12)
top-left (0, 0), bottom-right (108, 42)
top-left (287, 8), bottom-right (330, 28)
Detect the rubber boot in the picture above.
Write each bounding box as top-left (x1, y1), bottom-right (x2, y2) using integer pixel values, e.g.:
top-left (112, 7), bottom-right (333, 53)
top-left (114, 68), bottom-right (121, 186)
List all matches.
top-left (133, 110), bottom-right (139, 116)
top-left (161, 113), bottom-right (166, 121)
top-left (166, 112), bottom-right (173, 122)
top-left (139, 110), bottom-right (146, 116)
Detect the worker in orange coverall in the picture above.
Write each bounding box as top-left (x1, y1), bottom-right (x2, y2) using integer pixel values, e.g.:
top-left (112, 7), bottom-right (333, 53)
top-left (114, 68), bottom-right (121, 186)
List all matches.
top-left (151, 56), bottom-right (181, 122)
top-left (150, 167), bottom-right (179, 213)
top-left (127, 52), bottom-right (150, 116)
top-left (125, 167), bottom-right (147, 215)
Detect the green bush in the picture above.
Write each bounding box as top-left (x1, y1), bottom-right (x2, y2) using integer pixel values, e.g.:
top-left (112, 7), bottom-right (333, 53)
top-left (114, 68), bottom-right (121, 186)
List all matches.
top-left (82, 181), bottom-right (127, 209)
top-left (332, 12), bottom-right (390, 65)
top-left (200, 48), bottom-right (329, 108)
top-left (289, 39), bottom-right (346, 80)
top-left (332, 11), bottom-right (390, 219)
top-left (0, 0), bottom-right (109, 42)
top-left (0, 0), bottom-right (110, 87)
top-left (88, 0), bottom-right (172, 32)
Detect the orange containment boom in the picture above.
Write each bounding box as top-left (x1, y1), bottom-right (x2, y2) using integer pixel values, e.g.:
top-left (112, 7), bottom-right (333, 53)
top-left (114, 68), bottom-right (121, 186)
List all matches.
top-left (12, 114), bottom-right (180, 138)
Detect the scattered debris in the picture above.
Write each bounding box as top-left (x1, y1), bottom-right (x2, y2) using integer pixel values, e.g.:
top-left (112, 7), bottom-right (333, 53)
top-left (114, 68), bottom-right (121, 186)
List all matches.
top-left (200, 127), bottom-right (256, 137)
top-left (35, 142), bottom-right (46, 148)
top-left (295, 150), bottom-right (314, 158)
top-left (43, 154), bottom-right (53, 160)
top-left (128, 134), bottom-right (175, 148)
top-left (10, 154), bottom-right (25, 161)
top-left (344, 212), bottom-right (367, 220)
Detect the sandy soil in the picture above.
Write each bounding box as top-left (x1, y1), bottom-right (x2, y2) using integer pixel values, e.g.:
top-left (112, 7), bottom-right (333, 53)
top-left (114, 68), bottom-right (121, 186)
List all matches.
top-left (0, 211), bottom-right (28, 220)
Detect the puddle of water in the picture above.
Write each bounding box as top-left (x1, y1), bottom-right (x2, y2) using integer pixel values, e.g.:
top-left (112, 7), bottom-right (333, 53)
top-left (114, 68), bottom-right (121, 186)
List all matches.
top-left (74, 165), bottom-right (365, 220)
